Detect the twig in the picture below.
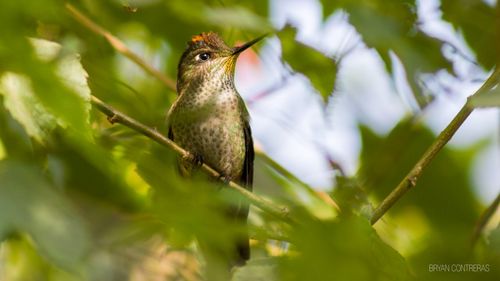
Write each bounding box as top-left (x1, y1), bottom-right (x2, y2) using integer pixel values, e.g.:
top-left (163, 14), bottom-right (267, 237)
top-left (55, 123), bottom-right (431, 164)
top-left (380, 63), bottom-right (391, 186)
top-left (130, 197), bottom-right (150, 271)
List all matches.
top-left (371, 68), bottom-right (500, 225)
top-left (249, 225), bottom-right (292, 243)
top-left (65, 3), bottom-right (177, 91)
top-left (257, 149), bottom-right (340, 211)
top-left (471, 192), bottom-right (500, 246)
top-left (90, 95), bottom-right (294, 223)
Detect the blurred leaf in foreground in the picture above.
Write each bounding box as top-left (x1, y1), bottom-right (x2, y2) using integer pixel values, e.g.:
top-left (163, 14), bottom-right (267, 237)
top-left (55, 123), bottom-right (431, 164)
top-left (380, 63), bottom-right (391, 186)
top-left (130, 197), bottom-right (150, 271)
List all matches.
top-left (233, 257), bottom-right (279, 281)
top-left (279, 216), bottom-right (411, 281)
top-left (0, 38), bottom-right (91, 143)
top-left (0, 73), bottom-right (58, 143)
top-left (0, 160), bottom-right (90, 269)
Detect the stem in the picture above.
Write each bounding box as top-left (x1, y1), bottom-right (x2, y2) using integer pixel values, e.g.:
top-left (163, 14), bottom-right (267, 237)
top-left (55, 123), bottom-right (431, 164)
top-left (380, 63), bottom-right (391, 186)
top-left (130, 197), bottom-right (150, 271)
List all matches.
top-left (90, 96), bottom-right (294, 223)
top-left (257, 151), bottom-right (340, 211)
top-left (471, 192), bottom-right (500, 246)
top-left (371, 68), bottom-right (500, 225)
top-left (65, 3), bottom-right (176, 91)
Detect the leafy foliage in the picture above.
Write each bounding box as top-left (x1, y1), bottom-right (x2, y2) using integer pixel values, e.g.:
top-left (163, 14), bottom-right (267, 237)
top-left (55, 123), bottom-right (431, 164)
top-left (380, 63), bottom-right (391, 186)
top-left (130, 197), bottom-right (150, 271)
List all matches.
top-left (277, 26), bottom-right (337, 101)
top-left (0, 160), bottom-right (90, 269)
top-left (441, 0), bottom-right (498, 69)
top-left (321, 0), bottom-right (451, 107)
top-left (0, 0), bottom-right (498, 280)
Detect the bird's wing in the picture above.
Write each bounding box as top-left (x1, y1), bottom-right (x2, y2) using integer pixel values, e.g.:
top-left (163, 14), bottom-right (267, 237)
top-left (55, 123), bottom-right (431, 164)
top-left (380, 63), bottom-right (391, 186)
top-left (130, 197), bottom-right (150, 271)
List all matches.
top-left (232, 115), bottom-right (254, 264)
top-left (240, 119), bottom-right (254, 190)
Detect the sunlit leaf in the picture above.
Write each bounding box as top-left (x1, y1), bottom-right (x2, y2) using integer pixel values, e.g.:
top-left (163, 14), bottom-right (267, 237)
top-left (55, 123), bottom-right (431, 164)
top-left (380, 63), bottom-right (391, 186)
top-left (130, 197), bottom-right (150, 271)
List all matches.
top-left (470, 86), bottom-right (500, 108)
top-left (0, 73), bottom-right (59, 143)
top-left (0, 137), bottom-right (5, 160)
top-left (30, 38), bottom-right (92, 139)
top-left (0, 38), bottom-right (91, 143)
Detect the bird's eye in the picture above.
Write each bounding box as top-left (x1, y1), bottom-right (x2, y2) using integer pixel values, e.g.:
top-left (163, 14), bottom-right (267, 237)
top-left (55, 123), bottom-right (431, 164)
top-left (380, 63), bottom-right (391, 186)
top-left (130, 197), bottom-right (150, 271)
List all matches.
top-left (196, 52), bottom-right (211, 61)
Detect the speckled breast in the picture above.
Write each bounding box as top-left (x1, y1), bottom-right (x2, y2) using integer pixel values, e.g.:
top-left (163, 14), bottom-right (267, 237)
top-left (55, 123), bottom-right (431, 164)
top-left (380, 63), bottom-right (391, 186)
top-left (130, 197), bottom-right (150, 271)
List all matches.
top-left (169, 82), bottom-right (246, 179)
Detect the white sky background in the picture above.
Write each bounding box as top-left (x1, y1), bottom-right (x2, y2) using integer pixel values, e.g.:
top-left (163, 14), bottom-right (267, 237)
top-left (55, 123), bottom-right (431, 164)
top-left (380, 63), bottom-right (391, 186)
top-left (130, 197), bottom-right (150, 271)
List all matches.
top-left (235, 0), bottom-right (499, 204)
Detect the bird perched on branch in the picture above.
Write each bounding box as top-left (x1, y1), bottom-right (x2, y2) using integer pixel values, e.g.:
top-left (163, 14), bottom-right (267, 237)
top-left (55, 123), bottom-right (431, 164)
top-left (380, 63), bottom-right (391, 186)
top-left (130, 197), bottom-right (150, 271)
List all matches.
top-left (166, 32), bottom-right (263, 269)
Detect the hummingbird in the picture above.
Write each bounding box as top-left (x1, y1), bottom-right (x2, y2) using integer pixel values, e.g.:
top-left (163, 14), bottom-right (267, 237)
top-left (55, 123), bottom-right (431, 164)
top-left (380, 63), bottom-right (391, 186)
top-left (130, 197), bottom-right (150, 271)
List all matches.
top-left (166, 32), bottom-right (262, 266)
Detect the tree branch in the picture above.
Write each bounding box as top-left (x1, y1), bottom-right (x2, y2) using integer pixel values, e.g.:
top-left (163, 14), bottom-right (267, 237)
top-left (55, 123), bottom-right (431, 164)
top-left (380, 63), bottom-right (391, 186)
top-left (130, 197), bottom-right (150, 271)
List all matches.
top-left (257, 150), bottom-right (340, 211)
top-left (471, 191), bottom-right (500, 246)
top-left (65, 3), bottom-right (177, 91)
top-left (90, 95), bottom-right (294, 223)
top-left (371, 68), bottom-right (500, 225)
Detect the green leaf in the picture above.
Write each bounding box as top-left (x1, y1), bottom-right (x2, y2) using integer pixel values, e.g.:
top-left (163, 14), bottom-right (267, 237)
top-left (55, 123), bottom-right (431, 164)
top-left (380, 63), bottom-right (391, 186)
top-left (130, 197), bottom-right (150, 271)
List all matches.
top-left (167, 1), bottom-right (272, 33)
top-left (204, 6), bottom-right (273, 33)
top-left (358, 120), bottom-right (479, 229)
top-left (319, 0), bottom-right (342, 19)
top-left (319, 0), bottom-right (450, 107)
top-left (29, 38), bottom-right (92, 140)
top-left (279, 216), bottom-right (411, 281)
top-left (278, 26), bottom-right (337, 101)
top-left (136, 143), bottom-right (244, 255)
top-left (0, 73), bottom-right (58, 143)
top-left (0, 160), bottom-right (91, 268)
top-left (469, 86), bottom-right (500, 108)
top-left (0, 38), bottom-right (91, 143)
top-left (487, 225), bottom-right (500, 256)
top-left (441, 0), bottom-right (497, 69)
top-left (233, 258), bottom-right (279, 281)
top-left (0, 137), bottom-right (5, 160)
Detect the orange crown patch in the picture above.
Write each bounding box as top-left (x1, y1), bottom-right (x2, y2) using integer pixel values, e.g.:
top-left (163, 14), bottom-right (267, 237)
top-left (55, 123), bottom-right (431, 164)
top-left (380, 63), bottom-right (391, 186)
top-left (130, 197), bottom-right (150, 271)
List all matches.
top-left (191, 34), bottom-right (204, 43)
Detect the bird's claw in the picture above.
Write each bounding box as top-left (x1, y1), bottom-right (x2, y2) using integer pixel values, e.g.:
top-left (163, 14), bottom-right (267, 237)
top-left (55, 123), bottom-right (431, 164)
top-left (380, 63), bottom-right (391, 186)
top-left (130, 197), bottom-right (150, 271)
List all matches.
top-left (183, 153), bottom-right (204, 168)
top-left (218, 174), bottom-right (232, 185)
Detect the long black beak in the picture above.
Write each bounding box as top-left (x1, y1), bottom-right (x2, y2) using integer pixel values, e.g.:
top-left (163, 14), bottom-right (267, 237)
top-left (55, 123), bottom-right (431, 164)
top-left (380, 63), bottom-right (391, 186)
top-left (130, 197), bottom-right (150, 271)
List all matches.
top-left (232, 34), bottom-right (267, 56)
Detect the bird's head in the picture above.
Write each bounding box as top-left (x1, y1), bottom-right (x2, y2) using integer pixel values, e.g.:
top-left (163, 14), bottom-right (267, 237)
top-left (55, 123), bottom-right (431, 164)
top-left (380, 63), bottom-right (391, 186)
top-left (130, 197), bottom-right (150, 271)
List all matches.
top-left (176, 32), bottom-right (263, 93)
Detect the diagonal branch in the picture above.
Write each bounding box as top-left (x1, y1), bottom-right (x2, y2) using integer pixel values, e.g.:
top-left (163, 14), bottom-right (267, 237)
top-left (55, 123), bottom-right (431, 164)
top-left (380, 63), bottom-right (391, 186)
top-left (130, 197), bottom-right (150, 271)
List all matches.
top-left (371, 68), bottom-right (500, 225)
top-left (471, 191), bottom-right (500, 246)
top-left (65, 3), bottom-right (176, 91)
top-left (90, 95), bottom-right (294, 223)
top-left (257, 151), bottom-right (340, 211)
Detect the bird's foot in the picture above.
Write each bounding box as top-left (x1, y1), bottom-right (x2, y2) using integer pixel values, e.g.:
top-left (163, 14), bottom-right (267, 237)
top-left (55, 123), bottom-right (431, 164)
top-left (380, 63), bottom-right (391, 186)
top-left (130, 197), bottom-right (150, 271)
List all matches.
top-left (183, 152), bottom-right (204, 168)
top-left (218, 174), bottom-right (233, 185)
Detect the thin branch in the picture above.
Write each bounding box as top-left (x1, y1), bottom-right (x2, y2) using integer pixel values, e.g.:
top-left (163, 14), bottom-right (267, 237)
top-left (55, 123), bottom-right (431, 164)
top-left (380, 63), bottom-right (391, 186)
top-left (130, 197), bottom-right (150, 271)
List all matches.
top-left (257, 149), bottom-right (340, 211)
top-left (249, 225), bottom-right (292, 243)
top-left (90, 95), bottom-right (294, 223)
top-left (471, 192), bottom-right (500, 246)
top-left (65, 3), bottom-right (177, 91)
top-left (371, 68), bottom-right (500, 225)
